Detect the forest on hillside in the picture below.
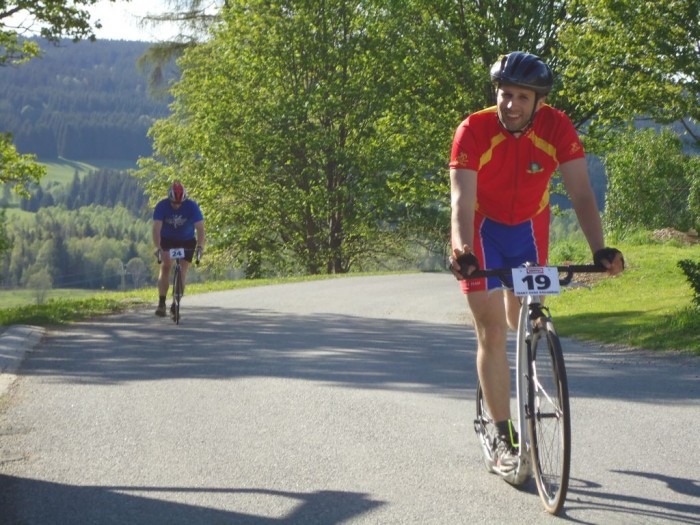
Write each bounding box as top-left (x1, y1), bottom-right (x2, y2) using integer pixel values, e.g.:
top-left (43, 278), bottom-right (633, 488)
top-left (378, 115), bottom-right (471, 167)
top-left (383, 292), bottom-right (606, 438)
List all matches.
top-left (2, 204), bottom-right (154, 290)
top-left (11, 169), bottom-right (150, 215)
top-left (0, 38), bottom-right (171, 160)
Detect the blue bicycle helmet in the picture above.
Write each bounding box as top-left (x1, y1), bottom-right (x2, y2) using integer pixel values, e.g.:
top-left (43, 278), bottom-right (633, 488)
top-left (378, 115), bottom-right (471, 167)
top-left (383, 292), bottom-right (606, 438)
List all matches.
top-left (490, 52), bottom-right (553, 96)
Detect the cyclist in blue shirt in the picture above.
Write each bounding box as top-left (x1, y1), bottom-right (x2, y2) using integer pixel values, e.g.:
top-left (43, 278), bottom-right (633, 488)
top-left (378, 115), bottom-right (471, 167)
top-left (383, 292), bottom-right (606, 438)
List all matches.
top-left (152, 181), bottom-right (205, 317)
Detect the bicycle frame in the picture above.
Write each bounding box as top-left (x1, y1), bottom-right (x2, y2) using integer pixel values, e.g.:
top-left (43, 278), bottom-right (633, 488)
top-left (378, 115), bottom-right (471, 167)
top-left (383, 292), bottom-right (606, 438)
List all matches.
top-left (511, 288), bottom-right (544, 484)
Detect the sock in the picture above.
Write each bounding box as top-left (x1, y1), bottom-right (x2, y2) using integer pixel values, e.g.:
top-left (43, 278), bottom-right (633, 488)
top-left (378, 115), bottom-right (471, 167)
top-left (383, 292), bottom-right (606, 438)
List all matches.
top-left (159, 296), bottom-right (166, 306)
top-left (496, 419), bottom-right (519, 448)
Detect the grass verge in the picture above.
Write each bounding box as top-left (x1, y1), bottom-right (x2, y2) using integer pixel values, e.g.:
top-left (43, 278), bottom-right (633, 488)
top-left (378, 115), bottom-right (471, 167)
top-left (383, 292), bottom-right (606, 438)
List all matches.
top-left (548, 242), bottom-right (699, 355)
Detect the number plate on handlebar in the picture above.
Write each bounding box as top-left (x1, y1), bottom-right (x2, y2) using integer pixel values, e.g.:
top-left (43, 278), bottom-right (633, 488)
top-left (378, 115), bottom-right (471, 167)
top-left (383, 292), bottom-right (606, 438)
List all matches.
top-left (169, 248), bottom-right (186, 259)
top-left (512, 266), bottom-right (561, 297)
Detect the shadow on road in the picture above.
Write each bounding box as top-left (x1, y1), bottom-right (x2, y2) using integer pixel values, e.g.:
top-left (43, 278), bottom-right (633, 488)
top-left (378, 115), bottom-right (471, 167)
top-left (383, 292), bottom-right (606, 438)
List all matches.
top-left (0, 474), bottom-right (384, 524)
top-left (563, 471), bottom-right (700, 524)
top-left (22, 307), bottom-right (479, 397)
top-left (20, 304), bottom-right (699, 404)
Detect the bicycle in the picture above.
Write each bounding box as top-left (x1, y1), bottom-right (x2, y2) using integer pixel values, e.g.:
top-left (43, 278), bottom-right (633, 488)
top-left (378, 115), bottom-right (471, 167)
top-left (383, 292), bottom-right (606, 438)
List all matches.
top-left (470, 263), bottom-right (604, 515)
top-left (156, 246), bottom-right (201, 325)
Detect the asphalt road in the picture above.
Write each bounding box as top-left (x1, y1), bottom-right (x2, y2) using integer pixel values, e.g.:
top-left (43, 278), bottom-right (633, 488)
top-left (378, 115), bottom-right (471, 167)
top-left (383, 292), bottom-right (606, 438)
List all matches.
top-left (0, 273), bottom-right (698, 524)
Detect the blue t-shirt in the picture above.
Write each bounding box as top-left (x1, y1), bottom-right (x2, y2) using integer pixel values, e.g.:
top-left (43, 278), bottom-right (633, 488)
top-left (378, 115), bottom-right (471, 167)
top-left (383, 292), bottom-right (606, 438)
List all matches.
top-left (153, 198), bottom-right (204, 241)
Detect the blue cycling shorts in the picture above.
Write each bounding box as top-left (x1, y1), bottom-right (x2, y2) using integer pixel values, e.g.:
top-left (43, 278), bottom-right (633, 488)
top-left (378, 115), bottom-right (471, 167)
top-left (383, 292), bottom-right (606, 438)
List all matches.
top-left (461, 207), bottom-right (549, 294)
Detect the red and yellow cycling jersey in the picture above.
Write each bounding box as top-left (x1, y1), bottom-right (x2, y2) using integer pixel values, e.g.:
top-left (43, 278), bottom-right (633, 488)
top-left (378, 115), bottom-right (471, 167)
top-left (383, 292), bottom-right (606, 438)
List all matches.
top-left (449, 105), bottom-right (585, 225)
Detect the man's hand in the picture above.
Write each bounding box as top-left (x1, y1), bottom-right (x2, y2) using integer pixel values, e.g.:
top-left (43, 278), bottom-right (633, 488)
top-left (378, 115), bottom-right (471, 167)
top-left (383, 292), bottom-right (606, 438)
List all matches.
top-left (195, 245), bottom-right (203, 264)
top-left (593, 247), bottom-right (624, 276)
top-left (449, 245), bottom-right (479, 280)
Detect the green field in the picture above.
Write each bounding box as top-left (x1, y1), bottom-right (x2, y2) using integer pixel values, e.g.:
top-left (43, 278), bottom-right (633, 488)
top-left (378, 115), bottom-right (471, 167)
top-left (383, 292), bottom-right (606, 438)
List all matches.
top-left (41, 158), bottom-right (137, 184)
top-left (0, 288), bottom-right (99, 309)
top-left (2, 157), bottom-right (138, 210)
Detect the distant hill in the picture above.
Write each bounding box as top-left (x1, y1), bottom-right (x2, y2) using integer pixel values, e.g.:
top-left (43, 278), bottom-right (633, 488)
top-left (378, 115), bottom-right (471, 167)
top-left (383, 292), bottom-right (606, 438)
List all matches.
top-left (0, 38), bottom-right (172, 162)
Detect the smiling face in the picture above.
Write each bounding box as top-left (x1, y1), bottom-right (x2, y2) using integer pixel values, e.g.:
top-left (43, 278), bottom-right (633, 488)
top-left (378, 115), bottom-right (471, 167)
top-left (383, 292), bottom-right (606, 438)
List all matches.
top-left (496, 84), bottom-right (542, 133)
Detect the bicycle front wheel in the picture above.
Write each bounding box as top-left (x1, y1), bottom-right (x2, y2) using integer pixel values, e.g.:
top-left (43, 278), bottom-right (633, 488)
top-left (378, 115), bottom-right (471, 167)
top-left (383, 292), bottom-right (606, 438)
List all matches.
top-left (474, 379), bottom-right (498, 473)
top-left (528, 318), bottom-right (570, 515)
top-left (172, 265), bottom-right (183, 325)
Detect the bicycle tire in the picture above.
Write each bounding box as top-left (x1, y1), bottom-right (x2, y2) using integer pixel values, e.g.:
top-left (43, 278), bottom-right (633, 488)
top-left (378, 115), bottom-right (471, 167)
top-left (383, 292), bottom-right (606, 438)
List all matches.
top-left (527, 318), bottom-right (571, 515)
top-left (474, 379), bottom-right (498, 473)
top-left (172, 264), bottom-right (183, 325)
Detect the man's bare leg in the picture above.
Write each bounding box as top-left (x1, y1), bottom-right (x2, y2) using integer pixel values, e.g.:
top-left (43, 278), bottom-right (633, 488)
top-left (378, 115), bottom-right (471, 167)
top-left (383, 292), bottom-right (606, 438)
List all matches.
top-left (468, 290), bottom-right (511, 422)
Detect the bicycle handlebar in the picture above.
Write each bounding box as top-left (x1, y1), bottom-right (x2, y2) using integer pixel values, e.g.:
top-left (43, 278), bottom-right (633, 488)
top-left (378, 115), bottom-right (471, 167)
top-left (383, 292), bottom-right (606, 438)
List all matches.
top-left (467, 264), bottom-right (605, 287)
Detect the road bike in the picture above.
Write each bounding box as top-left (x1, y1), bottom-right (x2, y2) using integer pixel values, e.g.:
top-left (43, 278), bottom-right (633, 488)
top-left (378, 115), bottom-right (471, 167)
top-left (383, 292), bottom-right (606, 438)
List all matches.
top-left (157, 246), bottom-right (201, 325)
top-left (470, 263), bottom-right (604, 515)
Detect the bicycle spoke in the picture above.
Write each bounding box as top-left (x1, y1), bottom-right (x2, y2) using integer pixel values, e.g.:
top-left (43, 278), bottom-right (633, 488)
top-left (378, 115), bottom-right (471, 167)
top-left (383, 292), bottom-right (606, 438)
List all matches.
top-left (529, 326), bottom-right (570, 515)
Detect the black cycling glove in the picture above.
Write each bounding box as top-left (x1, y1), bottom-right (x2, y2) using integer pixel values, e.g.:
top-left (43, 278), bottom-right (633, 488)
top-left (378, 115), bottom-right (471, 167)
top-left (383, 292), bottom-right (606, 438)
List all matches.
top-left (454, 252), bottom-right (480, 279)
top-left (593, 247), bottom-right (624, 270)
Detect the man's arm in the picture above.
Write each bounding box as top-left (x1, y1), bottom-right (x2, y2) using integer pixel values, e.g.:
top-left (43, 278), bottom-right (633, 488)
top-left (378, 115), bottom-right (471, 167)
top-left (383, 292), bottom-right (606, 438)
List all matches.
top-left (560, 158), bottom-right (624, 275)
top-left (152, 219), bottom-right (163, 249)
top-left (449, 167), bottom-right (478, 276)
top-left (194, 220), bottom-right (205, 249)
top-left (560, 158), bottom-right (605, 254)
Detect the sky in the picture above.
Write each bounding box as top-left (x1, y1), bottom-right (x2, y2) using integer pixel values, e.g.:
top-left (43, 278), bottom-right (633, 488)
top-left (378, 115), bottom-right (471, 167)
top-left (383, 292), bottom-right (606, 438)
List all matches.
top-left (88, 0), bottom-right (180, 42)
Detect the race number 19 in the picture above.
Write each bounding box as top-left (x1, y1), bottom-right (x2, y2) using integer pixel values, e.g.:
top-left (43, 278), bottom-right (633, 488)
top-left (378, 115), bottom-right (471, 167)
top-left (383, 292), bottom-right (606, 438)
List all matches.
top-left (511, 266), bottom-right (561, 297)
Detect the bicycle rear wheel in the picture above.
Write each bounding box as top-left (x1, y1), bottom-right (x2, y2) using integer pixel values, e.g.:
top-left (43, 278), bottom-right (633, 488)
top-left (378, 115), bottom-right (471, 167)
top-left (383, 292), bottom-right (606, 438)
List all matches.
top-left (172, 264), bottom-right (183, 325)
top-left (528, 318), bottom-right (571, 514)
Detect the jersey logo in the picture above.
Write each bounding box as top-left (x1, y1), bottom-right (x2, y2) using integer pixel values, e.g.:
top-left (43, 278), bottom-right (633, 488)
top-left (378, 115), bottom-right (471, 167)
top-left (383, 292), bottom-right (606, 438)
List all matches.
top-left (166, 215), bottom-right (187, 228)
top-left (569, 142), bottom-right (582, 155)
top-left (527, 162), bottom-right (544, 174)
top-left (456, 152), bottom-right (469, 166)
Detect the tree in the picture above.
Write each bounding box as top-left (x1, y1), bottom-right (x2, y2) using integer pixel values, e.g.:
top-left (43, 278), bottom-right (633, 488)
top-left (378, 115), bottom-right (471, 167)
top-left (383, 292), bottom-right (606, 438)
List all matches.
top-left (126, 257), bottom-right (147, 289)
top-left (103, 257), bottom-right (124, 290)
top-left (604, 128), bottom-right (697, 235)
top-left (140, 0), bottom-right (444, 275)
top-left (25, 267), bottom-right (52, 304)
top-left (136, 0), bottom-right (227, 94)
top-left (558, 0), bottom-right (700, 146)
top-left (0, 208), bottom-right (10, 257)
top-left (0, 132), bottom-right (43, 199)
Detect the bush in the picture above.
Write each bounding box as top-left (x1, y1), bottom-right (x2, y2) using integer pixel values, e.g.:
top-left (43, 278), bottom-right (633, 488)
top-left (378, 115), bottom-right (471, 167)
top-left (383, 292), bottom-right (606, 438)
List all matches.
top-left (604, 128), bottom-right (695, 236)
top-left (678, 259), bottom-right (700, 309)
top-left (687, 155), bottom-right (700, 232)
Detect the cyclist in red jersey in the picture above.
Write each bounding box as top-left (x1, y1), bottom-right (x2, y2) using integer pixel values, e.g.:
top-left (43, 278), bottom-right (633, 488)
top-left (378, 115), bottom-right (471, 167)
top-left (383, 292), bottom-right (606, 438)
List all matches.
top-left (448, 52), bottom-right (624, 477)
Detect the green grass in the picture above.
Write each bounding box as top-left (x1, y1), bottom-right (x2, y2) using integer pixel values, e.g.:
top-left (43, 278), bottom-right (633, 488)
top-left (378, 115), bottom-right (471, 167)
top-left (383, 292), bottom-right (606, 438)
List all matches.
top-left (548, 243), bottom-right (700, 355)
top-left (40, 157), bottom-right (137, 184)
top-left (1, 242), bottom-right (698, 355)
top-left (40, 158), bottom-right (99, 184)
top-left (0, 288), bottom-right (98, 308)
top-left (0, 273), bottom-right (363, 326)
